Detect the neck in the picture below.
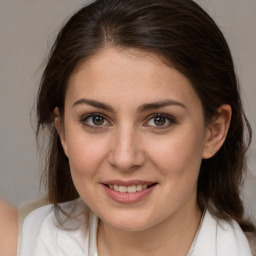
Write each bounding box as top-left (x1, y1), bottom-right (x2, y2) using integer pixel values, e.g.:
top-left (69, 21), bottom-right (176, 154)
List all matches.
top-left (97, 201), bottom-right (202, 256)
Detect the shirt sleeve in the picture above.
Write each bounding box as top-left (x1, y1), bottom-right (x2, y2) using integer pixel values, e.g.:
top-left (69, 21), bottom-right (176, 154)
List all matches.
top-left (217, 218), bottom-right (253, 256)
top-left (19, 199), bottom-right (90, 256)
top-left (18, 204), bottom-right (54, 256)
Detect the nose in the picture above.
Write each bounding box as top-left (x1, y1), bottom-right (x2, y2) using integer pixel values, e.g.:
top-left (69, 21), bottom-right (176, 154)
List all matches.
top-left (108, 125), bottom-right (146, 172)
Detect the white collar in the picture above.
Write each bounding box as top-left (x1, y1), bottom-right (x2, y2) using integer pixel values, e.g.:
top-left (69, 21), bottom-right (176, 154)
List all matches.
top-left (88, 211), bottom-right (99, 256)
top-left (87, 210), bottom-right (207, 256)
top-left (87, 209), bottom-right (252, 256)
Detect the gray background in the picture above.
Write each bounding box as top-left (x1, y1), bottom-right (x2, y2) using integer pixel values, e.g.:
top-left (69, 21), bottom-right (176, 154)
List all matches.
top-left (0, 0), bottom-right (255, 221)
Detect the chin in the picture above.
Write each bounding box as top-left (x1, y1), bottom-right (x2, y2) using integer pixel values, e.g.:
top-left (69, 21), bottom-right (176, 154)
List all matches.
top-left (99, 210), bottom-right (157, 232)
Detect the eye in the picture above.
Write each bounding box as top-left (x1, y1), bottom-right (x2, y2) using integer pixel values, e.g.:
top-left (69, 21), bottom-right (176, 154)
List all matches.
top-left (145, 114), bottom-right (176, 128)
top-left (81, 113), bottom-right (110, 128)
top-left (151, 116), bottom-right (166, 126)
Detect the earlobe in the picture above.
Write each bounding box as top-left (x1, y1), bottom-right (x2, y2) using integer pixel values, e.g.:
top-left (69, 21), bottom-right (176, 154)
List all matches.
top-left (202, 104), bottom-right (232, 159)
top-left (54, 107), bottom-right (69, 157)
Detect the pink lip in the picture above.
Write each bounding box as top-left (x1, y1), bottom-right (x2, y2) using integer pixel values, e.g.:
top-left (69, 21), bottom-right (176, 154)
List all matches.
top-left (102, 183), bottom-right (157, 204)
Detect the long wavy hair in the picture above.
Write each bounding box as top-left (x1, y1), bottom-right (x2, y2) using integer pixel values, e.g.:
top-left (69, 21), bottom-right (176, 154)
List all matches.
top-left (37, 0), bottom-right (255, 232)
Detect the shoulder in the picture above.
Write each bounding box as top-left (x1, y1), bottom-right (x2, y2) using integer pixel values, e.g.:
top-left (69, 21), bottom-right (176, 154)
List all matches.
top-left (0, 198), bottom-right (18, 256)
top-left (19, 198), bottom-right (91, 256)
top-left (193, 210), bottom-right (252, 256)
top-left (216, 216), bottom-right (252, 255)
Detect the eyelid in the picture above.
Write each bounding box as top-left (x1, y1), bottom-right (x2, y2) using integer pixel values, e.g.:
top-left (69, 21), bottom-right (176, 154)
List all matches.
top-left (144, 113), bottom-right (177, 129)
top-left (80, 112), bottom-right (112, 128)
top-left (79, 112), bottom-right (176, 130)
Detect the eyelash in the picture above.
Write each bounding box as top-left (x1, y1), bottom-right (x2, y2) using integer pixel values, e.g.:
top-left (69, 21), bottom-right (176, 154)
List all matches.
top-left (80, 113), bottom-right (176, 130)
top-left (80, 113), bottom-right (111, 129)
top-left (144, 113), bottom-right (176, 130)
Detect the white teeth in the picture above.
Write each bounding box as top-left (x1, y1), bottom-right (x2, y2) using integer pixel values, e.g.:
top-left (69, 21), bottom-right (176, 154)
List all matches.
top-left (119, 186), bottom-right (128, 193)
top-left (127, 185), bottom-right (136, 193)
top-left (108, 184), bottom-right (149, 193)
top-left (136, 185), bottom-right (142, 191)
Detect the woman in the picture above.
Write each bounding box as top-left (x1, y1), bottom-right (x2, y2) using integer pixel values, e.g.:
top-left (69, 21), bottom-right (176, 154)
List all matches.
top-left (0, 198), bottom-right (17, 256)
top-left (19, 0), bottom-right (255, 255)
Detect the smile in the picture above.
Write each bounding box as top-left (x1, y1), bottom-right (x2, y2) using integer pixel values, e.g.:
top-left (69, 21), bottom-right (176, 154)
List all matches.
top-left (102, 182), bottom-right (157, 203)
top-left (108, 184), bottom-right (148, 193)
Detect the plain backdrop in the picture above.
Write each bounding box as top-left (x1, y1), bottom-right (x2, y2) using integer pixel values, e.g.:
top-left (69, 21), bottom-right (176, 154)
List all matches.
top-left (0, 0), bottom-right (255, 221)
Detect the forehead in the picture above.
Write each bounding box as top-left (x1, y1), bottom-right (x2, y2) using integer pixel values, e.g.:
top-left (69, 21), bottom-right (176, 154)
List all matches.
top-left (70, 47), bottom-right (172, 86)
top-left (66, 47), bottom-right (201, 111)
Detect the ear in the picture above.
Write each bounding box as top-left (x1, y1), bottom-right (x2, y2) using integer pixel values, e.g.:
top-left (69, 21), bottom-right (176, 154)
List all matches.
top-left (202, 104), bottom-right (232, 159)
top-left (54, 107), bottom-right (69, 158)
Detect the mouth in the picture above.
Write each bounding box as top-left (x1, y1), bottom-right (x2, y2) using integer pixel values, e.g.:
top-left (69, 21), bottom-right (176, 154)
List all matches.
top-left (103, 183), bottom-right (157, 193)
top-left (102, 181), bottom-right (157, 203)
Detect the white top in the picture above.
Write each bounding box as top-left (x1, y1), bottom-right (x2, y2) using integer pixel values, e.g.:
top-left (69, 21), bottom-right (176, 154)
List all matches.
top-left (19, 198), bottom-right (252, 256)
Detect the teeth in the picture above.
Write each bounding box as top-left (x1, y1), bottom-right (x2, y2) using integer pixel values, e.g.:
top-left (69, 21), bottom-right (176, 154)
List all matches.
top-left (127, 185), bottom-right (136, 193)
top-left (137, 185), bottom-right (142, 191)
top-left (108, 184), bottom-right (149, 193)
top-left (119, 186), bottom-right (127, 193)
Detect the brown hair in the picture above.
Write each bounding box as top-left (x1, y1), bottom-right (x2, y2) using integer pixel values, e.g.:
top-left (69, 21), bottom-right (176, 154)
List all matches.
top-left (37, 0), bottom-right (255, 232)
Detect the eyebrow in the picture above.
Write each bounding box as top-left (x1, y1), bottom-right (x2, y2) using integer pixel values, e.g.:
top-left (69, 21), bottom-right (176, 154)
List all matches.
top-left (138, 100), bottom-right (186, 112)
top-left (72, 98), bottom-right (185, 112)
top-left (72, 98), bottom-right (114, 112)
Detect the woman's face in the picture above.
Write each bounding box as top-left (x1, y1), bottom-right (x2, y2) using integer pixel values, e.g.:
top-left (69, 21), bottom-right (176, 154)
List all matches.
top-left (59, 47), bottom-right (211, 231)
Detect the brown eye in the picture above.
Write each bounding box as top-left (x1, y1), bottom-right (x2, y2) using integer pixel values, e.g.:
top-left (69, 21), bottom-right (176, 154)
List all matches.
top-left (145, 114), bottom-right (176, 129)
top-left (81, 113), bottom-right (110, 128)
top-left (92, 115), bottom-right (105, 125)
top-left (153, 116), bottom-right (166, 126)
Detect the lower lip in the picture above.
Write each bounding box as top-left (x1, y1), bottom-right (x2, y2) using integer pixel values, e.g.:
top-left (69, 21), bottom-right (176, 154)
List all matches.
top-left (103, 185), bottom-right (156, 204)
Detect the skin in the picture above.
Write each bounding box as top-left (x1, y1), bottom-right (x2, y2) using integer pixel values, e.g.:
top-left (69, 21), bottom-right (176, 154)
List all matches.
top-left (0, 198), bottom-right (18, 256)
top-left (56, 47), bottom-right (231, 256)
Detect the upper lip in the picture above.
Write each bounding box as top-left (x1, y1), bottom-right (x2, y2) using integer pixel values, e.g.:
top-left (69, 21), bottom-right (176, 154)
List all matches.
top-left (101, 180), bottom-right (156, 186)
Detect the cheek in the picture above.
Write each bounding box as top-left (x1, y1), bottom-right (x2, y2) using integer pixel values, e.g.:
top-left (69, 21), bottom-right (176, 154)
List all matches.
top-left (147, 133), bottom-right (204, 212)
top-left (65, 133), bottom-right (108, 178)
top-left (148, 129), bottom-right (205, 180)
